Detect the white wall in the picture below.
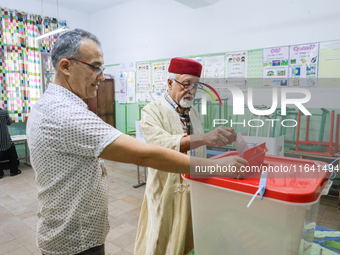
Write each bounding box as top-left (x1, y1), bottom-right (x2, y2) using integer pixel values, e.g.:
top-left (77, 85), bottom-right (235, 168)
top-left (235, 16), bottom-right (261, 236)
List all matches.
top-left (89, 0), bottom-right (340, 66)
top-left (0, 0), bottom-right (90, 30)
top-left (89, 0), bottom-right (340, 110)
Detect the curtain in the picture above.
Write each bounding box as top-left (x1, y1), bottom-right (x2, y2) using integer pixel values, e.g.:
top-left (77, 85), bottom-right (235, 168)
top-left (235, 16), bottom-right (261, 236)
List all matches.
top-left (0, 7), bottom-right (67, 122)
top-left (40, 18), bottom-right (67, 90)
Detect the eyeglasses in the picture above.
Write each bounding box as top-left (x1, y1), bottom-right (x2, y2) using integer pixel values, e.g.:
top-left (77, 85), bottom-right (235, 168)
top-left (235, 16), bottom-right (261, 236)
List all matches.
top-left (68, 58), bottom-right (105, 75)
top-left (174, 79), bottom-right (202, 91)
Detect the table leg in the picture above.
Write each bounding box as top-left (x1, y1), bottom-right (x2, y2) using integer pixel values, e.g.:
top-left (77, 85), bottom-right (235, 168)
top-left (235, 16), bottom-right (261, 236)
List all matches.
top-left (24, 141), bottom-right (31, 167)
top-left (133, 165), bottom-right (146, 188)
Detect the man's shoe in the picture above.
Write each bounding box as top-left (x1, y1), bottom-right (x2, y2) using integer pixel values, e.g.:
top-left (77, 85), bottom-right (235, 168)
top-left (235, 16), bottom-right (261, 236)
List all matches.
top-left (10, 170), bottom-right (21, 176)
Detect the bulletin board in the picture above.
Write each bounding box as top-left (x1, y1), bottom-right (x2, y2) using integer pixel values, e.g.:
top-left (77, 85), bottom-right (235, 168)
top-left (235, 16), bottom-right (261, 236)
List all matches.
top-left (113, 39), bottom-right (340, 108)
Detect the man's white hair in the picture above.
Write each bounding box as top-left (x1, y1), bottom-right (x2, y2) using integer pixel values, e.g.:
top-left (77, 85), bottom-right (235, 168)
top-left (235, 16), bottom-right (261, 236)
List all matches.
top-left (168, 73), bottom-right (179, 81)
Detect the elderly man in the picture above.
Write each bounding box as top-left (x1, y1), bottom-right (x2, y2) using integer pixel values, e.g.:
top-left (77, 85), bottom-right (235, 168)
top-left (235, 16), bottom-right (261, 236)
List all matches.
top-left (27, 30), bottom-right (247, 255)
top-left (0, 107), bottom-right (21, 178)
top-left (134, 58), bottom-right (244, 255)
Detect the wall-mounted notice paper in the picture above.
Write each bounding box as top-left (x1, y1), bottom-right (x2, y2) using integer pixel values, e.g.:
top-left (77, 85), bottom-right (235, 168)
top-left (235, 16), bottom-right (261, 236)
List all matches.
top-left (136, 93), bottom-right (144, 102)
top-left (319, 40), bottom-right (340, 87)
top-left (226, 51), bottom-right (248, 88)
top-left (204, 55), bottom-right (225, 84)
top-left (119, 71), bottom-right (127, 104)
top-left (262, 47), bottom-right (289, 87)
top-left (120, 62), bottom-right (135, 72)
top-left (289, 43), bottom-right (319, 87)
top-left (165, 60), bottom-right (171, 81)
top-left (137, 62), bottom-right (152, 92)
top-left (127, 71), bottom-right (136, 103)
top-left (144, 91), bottom-right (153, 102)
top-left (152, 61), bottom-right (167, 92)
top-left (247, 49), bottom-right (263, 88)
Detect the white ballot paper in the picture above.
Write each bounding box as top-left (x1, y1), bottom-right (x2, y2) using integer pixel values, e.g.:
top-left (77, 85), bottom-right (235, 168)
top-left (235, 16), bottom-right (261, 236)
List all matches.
top-left (233, 132), bottom-right (249, 157)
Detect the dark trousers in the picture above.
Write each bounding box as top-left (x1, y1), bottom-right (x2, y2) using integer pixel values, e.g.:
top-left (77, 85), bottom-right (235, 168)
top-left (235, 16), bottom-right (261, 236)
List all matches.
top-left (43, 244), bottom-right (105, 255)
top-left (0, 143), bottom-right (19, 176)
top-left (75, 245), bottom-right (105, 255)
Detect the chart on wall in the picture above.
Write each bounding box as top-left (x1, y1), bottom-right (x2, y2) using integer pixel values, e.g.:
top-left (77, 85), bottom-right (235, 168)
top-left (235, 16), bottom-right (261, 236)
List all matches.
top-left (226, 51), bottom-right (248, 88)
top-left (262, 46), bottom-right (289, 87)
top-left (319, 40), bottom-right (340, 87)
top-left (247, 49), bottom-right (263, 88)
top-left (289, 43), bottom-right (319, 87)
top-left (151, 61), bottom-right (167, 92)
top-left (136, 62), bottom-right (152, 92)
top-left (203, 55), bottom-right (225, 84)
top-left (119, 62), bottom-right (136, 103)
top-left (118, 71), bottom-right (127, 104)
top-left (127, 71), bottom-right (136, 103)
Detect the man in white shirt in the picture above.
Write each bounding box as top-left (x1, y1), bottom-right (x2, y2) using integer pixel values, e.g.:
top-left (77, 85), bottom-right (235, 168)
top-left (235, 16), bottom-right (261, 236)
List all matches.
top-left (134, 58), bottom-right (242, 255)
top-left (27, 29), bottom-right (247, 255)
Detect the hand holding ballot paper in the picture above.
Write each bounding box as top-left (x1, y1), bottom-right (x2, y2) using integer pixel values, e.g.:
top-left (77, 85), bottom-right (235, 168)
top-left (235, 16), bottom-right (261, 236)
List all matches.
top-left (189, 131), bottom-right (251, 179)
top-left (205, 132), bottom-right (268, 179)
top-left (202, 126), bottom-right (237, 147)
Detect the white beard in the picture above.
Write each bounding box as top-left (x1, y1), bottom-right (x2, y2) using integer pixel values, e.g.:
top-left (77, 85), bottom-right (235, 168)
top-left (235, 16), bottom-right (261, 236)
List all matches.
top-left (179, 96), bottom-right (193, 108)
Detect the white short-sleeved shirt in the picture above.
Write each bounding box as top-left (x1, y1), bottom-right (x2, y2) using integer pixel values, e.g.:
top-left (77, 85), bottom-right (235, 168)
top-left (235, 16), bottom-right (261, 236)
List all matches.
top-left (27, 83), bottom-right (122, 255)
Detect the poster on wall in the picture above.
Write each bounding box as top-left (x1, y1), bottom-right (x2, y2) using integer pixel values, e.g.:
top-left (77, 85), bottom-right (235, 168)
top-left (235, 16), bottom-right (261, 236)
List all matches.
top-left (126, 71), bottom-right (136, 103)
top-left (152, 61), bottom-right (167, 92)
top-left (136, 93), bottom-right (145, 102)
top-left (247, 49), bottom-right (263, 88)
top-left (226, 51), bottom-right (248, 88)
top-left (119, 71), bottom-right (127, 104)
top-left (165, 60), bottom-right (171, 81)
top-left (119, 62), bottom-right (135, 72)
top-left (137, 62), bottom-right (152, 92)
top-left (203, 55), bottom-right (225, 84)
top-left (144, 91), bottom-right (153, 102)
top-left (262, 47), bottom-right (289, 87)
top-left (289, 43), bottom-right (319, 87)
top-left (319, 40), bottom-right (340, 87)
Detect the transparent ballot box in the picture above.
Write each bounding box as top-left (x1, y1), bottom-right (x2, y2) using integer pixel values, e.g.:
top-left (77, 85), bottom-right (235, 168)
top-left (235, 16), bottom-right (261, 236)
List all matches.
top-left (183, 152), bottom-right (332, 255)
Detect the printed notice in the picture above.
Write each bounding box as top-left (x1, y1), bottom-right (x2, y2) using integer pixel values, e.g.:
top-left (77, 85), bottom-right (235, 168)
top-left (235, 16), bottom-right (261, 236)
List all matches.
top-left (289, 43), bottom-right (319, 87)
top-left (226, 51), bottom-right (248, 88)
top-left (319, 40), bottom-right (340, 87)
top-left (262, 47), bottom-right (289, 87)
top-left (137, 62), bottom-right (152, 92)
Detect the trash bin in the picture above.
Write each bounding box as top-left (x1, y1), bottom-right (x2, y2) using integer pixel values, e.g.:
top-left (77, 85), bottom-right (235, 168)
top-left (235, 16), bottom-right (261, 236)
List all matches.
top-left (183, 151), bottom-right (332, 255)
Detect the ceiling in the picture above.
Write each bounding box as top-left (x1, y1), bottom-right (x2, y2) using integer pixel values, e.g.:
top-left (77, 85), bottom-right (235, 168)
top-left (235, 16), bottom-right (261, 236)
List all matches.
top-left (31, 0), bottom-right (220, 14)
top-left (174, 0), bottom-right (220, 9)
top-left (32, 0), bottom-right (133, 14)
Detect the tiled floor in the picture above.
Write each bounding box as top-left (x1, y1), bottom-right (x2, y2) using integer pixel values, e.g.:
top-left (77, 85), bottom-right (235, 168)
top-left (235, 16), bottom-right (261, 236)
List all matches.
top-left (0, 160), bottom-right (146, 255)
top-left (0, 160), bottom-right (339, 255)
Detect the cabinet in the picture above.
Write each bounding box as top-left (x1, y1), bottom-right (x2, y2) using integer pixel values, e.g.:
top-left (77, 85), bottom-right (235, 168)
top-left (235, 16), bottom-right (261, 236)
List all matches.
top-left (83, 78), bottom-right (116, 127)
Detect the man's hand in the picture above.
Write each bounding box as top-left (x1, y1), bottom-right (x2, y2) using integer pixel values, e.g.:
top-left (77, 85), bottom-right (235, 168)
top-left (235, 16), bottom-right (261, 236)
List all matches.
top-left (203, 126), bottom-right (237, 147)
top-left (213, 156), bottom-right (249, 178)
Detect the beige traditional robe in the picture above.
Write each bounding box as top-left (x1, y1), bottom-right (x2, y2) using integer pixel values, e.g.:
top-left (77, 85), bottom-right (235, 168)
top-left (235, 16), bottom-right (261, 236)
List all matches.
top-left (134, 96), bottom-right (206, 255)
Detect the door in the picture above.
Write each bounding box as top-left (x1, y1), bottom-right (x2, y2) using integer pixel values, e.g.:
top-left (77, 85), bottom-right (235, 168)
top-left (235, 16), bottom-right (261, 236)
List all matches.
top-left (97, 79), bottom-right (115, 127)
